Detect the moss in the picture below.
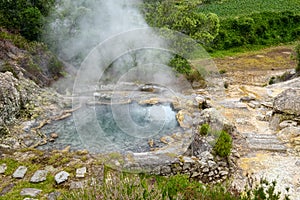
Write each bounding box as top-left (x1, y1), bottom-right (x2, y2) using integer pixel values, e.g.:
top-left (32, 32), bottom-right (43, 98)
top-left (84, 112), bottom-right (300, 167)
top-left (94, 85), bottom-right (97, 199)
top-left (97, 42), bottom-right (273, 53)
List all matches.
top-left (0, 158), bottom-right (20, 176)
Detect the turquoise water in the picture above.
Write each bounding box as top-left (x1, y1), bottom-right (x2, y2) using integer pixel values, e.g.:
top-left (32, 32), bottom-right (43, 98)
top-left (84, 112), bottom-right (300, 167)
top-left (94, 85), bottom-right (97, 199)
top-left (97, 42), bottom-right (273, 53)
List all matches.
top-left (39, 102), bottom-right (180, 153)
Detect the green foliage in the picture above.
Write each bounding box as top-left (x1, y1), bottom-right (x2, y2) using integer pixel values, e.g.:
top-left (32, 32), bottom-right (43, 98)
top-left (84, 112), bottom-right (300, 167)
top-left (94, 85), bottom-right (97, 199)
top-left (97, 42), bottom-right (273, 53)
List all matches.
top-left (0, 0), bottom-right (55, 41)
top-left (295, 42), bottom-right (300, 73)
top-left (241, 178), bottom-right (290, 200)
top-left (169, 55), bottom-right (192, 74)
top-left (64, 173), bottom-right (239, 200)
top-left (143, 0), bottom-right (220, 45)
top-left (199, 123), bottom-right (210, 136)
top-left (210, 11), bottom-right (300, 51)
top-left (48, 56), bottom-right (64, 79)
top-left (213, 130), bottom-right (232, 157)
top-left (198, 0), bottom-right (300, 18)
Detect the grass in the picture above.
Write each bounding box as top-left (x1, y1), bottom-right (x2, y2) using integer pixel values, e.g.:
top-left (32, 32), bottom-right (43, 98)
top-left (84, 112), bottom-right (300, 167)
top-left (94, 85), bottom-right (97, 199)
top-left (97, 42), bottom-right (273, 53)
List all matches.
top-left (199, 0), bottom-right (300, 18)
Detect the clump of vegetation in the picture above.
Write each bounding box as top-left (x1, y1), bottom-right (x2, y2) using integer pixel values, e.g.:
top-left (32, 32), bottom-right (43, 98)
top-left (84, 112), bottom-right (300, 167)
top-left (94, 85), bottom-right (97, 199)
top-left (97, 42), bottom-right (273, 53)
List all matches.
top-left (210, 11), bottom-right (300, 52)
top-left (241, 178), bottom-right (290, 200)
top-left (294, 42), bottom-right (300, 74)
top-left (0, 0), bottom-right (55, 41)
top-left (199, 123), bottom-right (210, 136)
top-left (169, 55), bottom-right (192, 75)
top-left (213, 130), bottom-right (232, 157)
top-left (142, 0), bottom-right (220, 46)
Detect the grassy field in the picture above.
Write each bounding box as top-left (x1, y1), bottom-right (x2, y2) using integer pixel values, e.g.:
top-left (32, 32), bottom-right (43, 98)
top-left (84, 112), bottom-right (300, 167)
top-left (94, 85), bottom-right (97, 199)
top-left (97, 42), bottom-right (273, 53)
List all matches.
top-left (199, 0), bottom-right (300, 18)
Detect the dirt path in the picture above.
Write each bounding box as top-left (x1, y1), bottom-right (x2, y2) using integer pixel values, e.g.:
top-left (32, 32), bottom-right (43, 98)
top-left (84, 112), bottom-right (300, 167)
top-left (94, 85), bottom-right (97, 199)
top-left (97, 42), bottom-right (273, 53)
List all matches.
top-left (213, 45), bottom-right (300, 199)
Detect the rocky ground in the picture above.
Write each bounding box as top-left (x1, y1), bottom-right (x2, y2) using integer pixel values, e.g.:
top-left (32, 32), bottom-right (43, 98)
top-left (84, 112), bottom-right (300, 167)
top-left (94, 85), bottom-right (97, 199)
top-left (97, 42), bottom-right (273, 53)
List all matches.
top-left (214, 46), bottom-right (300, 199)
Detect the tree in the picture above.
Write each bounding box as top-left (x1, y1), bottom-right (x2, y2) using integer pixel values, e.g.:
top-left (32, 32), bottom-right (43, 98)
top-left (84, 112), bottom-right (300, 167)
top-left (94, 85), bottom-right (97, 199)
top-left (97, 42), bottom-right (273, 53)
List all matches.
top-left (0, 0), bottom-right (54, 41)
top-left (143, 0), bottom-right (220, 45)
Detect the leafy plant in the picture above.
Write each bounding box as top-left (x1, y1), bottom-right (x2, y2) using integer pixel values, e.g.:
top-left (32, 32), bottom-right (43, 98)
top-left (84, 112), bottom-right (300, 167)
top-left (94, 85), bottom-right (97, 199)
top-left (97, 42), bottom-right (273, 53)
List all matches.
top-left (213, 130), bottom-right (232, 157)
top-left (241, 178), bottom-right (290, 200)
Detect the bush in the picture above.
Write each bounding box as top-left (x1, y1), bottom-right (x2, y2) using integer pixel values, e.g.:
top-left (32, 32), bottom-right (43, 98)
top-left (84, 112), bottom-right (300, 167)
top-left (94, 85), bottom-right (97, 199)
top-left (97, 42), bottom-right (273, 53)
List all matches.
top-left (210, 11), bottom-right (300, 51)
top-left (199, 123), bottom-right (210, 136)
top-left (0, 0), bottom-right (55, 41)
top-left (213, 130), bottom-right (232, 157)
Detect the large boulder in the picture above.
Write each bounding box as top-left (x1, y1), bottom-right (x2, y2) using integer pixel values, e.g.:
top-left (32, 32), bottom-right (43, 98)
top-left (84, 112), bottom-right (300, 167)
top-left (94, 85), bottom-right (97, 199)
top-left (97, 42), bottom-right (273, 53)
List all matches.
top-left (0, 72), bottom-right (30, 125)
top-left (273, 89), bottom-right (300, 116)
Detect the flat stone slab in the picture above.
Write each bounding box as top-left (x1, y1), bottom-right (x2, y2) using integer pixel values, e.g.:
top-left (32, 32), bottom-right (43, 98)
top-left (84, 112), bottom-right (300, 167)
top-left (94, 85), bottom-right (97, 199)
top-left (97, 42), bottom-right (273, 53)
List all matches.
top-left (55, 171), bottom-right (69, 184)
top-left (47, 191), bottom-right (61, 200)
top-left (243, 133), bottom-right (287, 152)
top-left (20, 188), bottom-right (42, 197)
top-left (30, 170), bottom-right (48, 183)
top-left (0, 164), bottom-right (7, 174)
top-left (76, 167), bottom-right (86, 178)
top-left (0, 183), bottom-right (14, 196)
top-left (13, 166), bottom-right (28, 178)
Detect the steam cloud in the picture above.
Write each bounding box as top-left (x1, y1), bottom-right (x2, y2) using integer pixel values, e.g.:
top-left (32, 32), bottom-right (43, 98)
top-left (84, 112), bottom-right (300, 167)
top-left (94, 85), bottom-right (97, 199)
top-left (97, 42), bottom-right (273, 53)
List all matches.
top-left (45, 0), bottom-right (147, 65)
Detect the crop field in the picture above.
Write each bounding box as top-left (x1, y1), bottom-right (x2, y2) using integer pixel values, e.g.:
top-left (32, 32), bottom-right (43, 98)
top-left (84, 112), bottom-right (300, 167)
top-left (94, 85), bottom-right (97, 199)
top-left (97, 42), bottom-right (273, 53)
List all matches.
top-left (198, 0), bottom-right (300, 18)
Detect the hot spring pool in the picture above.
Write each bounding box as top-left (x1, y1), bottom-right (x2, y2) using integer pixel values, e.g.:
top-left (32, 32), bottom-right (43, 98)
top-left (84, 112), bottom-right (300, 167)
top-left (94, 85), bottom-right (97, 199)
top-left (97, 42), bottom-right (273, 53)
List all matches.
top-left (39, 102), bottom-right (181, 153)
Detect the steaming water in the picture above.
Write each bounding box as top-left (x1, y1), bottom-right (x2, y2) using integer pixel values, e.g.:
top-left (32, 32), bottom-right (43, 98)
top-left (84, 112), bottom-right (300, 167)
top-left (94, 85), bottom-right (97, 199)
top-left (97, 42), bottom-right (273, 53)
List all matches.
top-left (39, 102), bottom-right (180, 153)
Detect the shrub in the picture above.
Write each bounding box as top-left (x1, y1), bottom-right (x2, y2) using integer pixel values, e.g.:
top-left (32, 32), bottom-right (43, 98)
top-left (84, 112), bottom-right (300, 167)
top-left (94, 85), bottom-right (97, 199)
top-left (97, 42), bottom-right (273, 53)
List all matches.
top-left (199, 123), bottom-right (210, 136)
top-left (213, 130), bottom-right (232, 157)
top-left (0, 0), bottom-right (55, 41)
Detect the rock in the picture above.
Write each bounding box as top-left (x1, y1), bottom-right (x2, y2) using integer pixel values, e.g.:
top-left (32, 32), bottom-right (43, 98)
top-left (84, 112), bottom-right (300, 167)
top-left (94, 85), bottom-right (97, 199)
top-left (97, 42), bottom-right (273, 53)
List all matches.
top-left (201, 108), bottom-right (235, 133)
top-left (273, 89), bottom-right (300, 116)
top-left (30, 170), bottom-right (48, 183)
top-left (70, 181), bottom-right (85, 189)
top-left (47, 192), bottom-right (61, 200)
top-left (191, 172), bottom-right (201, 178)
top-left (295, 160), bottom-right (300, 166)
top-left (291, 136), bottom-right (300, 145)
top-left (161, 166), bottom-right (172, 174)
top-left (208, 160), bottom-right (217, 168)
top-left (219, 170), bottom-right (229, 176)
top-left (256, 113), bottom-right (265, 121)
top-left (76, 167), bottom-right (87, 178)
top-left (23, 198), bottom-right (38, 200)
top-left (160, 136), bottom-right (174, 144)
top-left (0, 183), bottom-right (14, 196)
top-left (278, 127), bottom-right (300, 142)
top-left (279, 120), bottom-right (297, 129)
top-left (202, 168), bottom-right (209, 173)
top-left (269, 114), bottom-right (281, 131)
top-left (176, 110), bottom-right (193, 129)
top-left (208, 171), bottom-right (215, 177)
top-left (240, 96), bottom-right (256, 103)
top-left (50, 133), bottom-right (58, 139)
top-left (200, 151), bottom-right (214, 161)
top-left (265, 111), bottom-right (273, 121)
top-left (20, 188), bottom-right (42, 197)
top-left (13, 166), bottom-right (28, 178)
top-left (55, 171), bottom-right (70, 184)
top-left (0, 164), bottom-right (7, 174)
